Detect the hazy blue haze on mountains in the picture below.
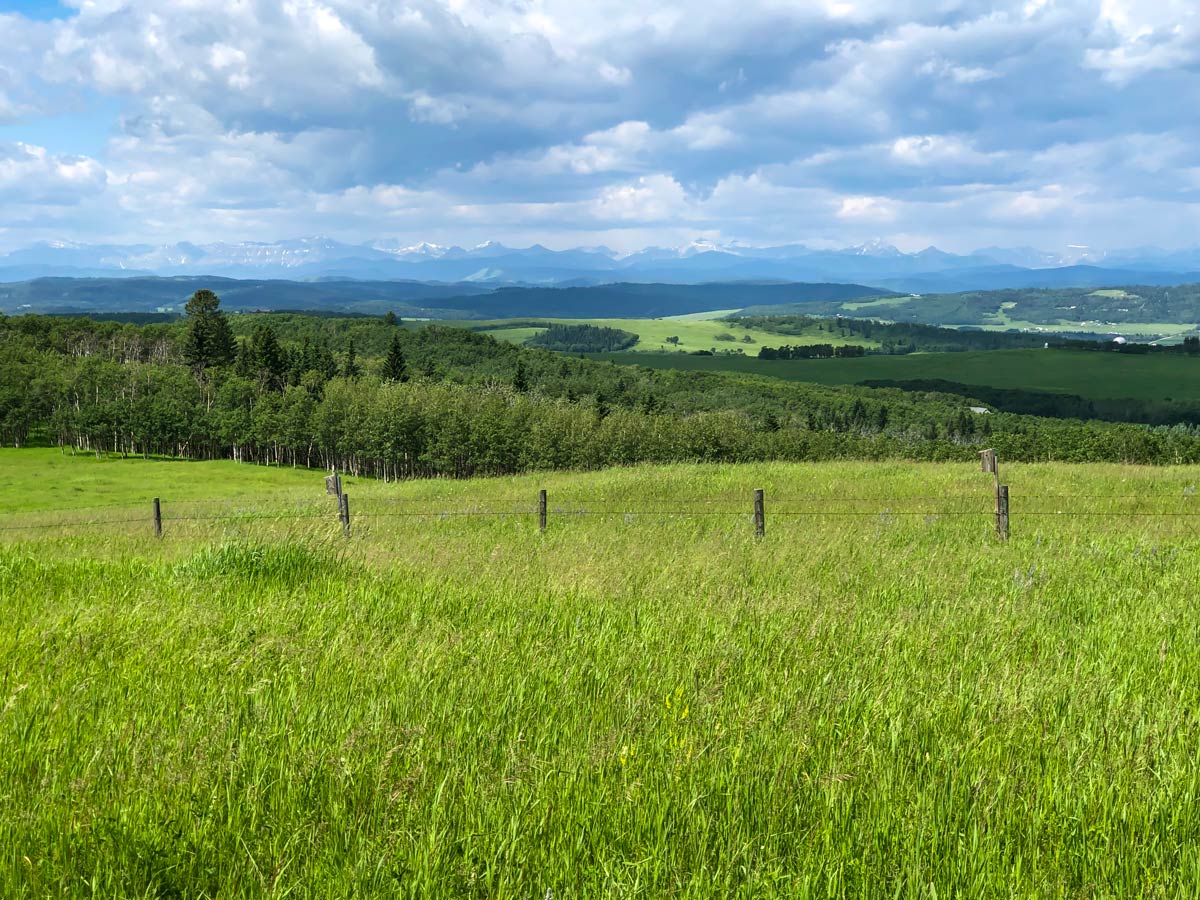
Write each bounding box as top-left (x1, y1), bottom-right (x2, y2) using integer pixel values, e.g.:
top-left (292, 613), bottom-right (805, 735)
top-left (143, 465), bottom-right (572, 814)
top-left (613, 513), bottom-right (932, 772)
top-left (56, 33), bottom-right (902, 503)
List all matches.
top-left (0, 277), bottom-right (887, 318)
top-left (4, 239), bottom-right (1200, 293)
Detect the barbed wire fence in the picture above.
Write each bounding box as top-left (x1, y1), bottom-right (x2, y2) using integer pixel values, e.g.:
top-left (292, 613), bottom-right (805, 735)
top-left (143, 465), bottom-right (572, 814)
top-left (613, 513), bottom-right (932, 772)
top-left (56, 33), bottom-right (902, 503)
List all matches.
top-left (4, 450), bottom-right (1200, 541)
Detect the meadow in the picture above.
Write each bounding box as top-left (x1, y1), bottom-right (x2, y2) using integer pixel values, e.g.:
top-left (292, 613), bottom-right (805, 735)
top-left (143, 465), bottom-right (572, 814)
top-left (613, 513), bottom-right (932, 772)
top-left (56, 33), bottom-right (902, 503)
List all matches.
top-left (471, 313), bottom-right (871, 353)
top-left (593, 347), bottom-right (1200, 403)
top-left (4, 448), bottom-right (1200, 896)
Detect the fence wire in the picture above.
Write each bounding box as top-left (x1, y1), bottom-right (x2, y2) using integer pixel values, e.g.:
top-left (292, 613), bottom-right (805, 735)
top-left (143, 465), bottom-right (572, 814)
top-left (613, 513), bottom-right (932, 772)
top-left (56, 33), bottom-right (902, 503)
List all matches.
top-left (4, 488), bottom-right (1200, 537)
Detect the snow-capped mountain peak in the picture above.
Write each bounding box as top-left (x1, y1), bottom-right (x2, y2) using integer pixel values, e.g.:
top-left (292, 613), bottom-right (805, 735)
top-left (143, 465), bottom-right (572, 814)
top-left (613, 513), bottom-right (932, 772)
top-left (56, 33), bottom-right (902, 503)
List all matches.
top-left (372, 240), bottom-right (449, 259)
top-left (676, 238), bottom-right (736, 257)
top-left (845, 238), bottom-right (904, 257)
top-left (3, 235), bottom-right (1198, 290)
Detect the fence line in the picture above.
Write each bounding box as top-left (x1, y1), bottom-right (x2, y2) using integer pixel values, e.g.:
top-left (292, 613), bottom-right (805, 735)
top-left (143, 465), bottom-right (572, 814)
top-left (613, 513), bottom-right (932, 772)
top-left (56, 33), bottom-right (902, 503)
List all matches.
top-left (5, 493), bottom-right (1200, 538)
top-left (4, 450), bottom-right (1200, 540)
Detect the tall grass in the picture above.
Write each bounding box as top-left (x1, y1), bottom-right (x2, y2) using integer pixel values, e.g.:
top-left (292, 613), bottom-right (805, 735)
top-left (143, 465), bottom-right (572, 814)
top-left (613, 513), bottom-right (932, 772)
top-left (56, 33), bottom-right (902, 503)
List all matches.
top-left (2, 457), bottom-right (1200, 896)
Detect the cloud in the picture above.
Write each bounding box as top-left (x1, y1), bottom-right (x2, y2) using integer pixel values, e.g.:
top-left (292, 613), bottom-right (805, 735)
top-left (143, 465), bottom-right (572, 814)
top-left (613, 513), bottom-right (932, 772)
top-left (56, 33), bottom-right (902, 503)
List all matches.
top-left (0, 142), bottom-right (107, 204)
top-left (0, 0), bottom-right (1197, 253)
top-left (836, 195), bottom-right (898, 222)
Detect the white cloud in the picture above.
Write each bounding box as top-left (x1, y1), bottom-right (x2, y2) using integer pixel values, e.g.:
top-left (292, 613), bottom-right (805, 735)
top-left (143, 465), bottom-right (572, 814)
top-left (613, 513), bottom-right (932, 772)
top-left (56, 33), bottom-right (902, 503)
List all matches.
top-left (591, 175), bottom-right (690, 222)
top-left (836, 195), bottom-right (898, 221)
top-left (0, 0), bottom-right (1197, 253)
top-left (0, 142), bottom-right (107, 204)
top-left (1085, 0), bottom-right (1200, 83)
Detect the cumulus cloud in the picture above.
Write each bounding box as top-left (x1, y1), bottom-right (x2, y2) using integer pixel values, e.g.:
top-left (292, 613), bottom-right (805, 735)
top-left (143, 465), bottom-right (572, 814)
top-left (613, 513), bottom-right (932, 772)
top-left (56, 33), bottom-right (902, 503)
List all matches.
top-left (0, 142), bottom-right (107, 204)
top-left (0, 0), bottom-right (1198, 252)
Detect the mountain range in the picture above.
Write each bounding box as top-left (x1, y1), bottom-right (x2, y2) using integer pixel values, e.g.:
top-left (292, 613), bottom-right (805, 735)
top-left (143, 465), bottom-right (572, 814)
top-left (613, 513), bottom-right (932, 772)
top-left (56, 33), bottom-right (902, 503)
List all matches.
top-left (4, 237), bottom-right (1200, 294)
top-left (0, 277), bottom-right (889, 318)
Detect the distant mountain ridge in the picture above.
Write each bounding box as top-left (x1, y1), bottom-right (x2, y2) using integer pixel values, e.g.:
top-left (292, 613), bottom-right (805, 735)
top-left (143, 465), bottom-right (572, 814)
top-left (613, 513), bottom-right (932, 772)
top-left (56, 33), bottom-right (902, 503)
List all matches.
top-left (4, 237), bottom-right (1200, 293)
top-left (0, 276), bottom-right (889, 318)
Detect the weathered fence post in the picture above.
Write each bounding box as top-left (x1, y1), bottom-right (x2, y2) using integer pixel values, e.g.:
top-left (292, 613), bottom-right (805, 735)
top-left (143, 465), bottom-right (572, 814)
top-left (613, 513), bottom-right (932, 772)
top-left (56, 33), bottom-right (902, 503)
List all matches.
top-left (153, 497), bottom-right (162, 539)
top-left (339, 492), bottom-right (351, 537)
top-left (538, 489), bottom-right (548, 532)
top-left (980, 448), bottom-right (1006, 538)
top-left (754, 489), bottom-right (765, 539)
top-left (325, 473), bottom-right (342, 496)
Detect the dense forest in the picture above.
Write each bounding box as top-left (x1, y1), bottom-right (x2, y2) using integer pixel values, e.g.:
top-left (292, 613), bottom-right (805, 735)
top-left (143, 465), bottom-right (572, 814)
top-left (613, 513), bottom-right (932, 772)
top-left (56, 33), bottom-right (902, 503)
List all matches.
top-left (757, 344), bottom-right (868, 359)
top-left (860, 378), bottom-right (1200, 427)
top-left (4, 291), bottom-right (1200, 475)
top-left (526, 323), bottom-right (638, 353)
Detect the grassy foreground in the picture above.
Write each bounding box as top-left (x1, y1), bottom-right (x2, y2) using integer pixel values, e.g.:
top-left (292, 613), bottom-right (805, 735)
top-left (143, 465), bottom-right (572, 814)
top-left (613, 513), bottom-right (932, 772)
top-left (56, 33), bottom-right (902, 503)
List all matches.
top-left (4, 450), bottom-right (1200, 897)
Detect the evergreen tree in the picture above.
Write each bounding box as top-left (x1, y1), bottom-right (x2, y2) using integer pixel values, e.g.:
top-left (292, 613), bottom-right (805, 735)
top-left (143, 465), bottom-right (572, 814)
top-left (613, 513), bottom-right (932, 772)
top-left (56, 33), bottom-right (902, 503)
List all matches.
top-left (513, 359), bottom-right (529, 392)
top-left (251, 323), bottom-right (286, 388)
top-left (382, 334), bottom-right (408, 382)
top-left (875, 404), bottom-right (890, 432)
top-left (234, 338), bottom-right (255, 378)
top-left (314, 339), bottom-right (339, 379)
top-left (342, 339), bottom-right (361, 379)
top-left (182, 290), bottom-right (235, 369)
top-left (383, 311), bottom-right (398, 327)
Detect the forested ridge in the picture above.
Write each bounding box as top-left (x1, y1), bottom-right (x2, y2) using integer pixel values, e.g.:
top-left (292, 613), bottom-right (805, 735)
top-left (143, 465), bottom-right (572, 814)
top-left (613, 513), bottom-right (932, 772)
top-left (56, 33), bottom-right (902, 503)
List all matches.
top-left (4, 292), bottom-right (1200, 475)
top-left (741, 284), bottom-right (1200, 328)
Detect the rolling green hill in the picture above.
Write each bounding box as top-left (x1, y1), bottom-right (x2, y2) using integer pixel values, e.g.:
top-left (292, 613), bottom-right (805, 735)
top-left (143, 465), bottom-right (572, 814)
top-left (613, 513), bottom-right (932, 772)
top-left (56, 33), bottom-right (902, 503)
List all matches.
top-left (747, 284), bottom-right (1200, 340)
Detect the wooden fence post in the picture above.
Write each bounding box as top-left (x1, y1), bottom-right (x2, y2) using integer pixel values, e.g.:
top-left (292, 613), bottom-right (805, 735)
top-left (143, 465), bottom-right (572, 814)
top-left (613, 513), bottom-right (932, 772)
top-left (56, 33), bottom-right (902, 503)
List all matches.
top-left (754, 489), bottom-right (765, 539)
top-left (538, 489), bottom-right (548, 532)
top-left (340, 492), bottom-right (351, 537)
top-left (153, 497), bottom-right (162, 539)
top-left (980, 448), bottom-right (1005, 538)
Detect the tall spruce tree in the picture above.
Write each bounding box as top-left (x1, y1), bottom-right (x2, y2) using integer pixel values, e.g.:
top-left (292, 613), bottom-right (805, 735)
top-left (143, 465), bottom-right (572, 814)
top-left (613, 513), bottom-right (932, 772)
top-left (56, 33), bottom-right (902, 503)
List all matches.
top-left (342, 339), bottom-right (361, 379)
top-left (382, 334), bottom-right (408, 382)
top-left (234, 337), bottom-right (255, 378)
top-left (251, 323), bottom-right (286, 388)
top-left (182, 290), bottom-right (235, 369)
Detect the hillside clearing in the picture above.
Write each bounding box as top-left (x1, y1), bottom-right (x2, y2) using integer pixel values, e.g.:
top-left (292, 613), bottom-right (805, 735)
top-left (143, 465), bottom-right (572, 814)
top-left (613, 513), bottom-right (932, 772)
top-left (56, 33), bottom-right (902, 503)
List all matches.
top-left (471, 316), bottom-right (876, 352)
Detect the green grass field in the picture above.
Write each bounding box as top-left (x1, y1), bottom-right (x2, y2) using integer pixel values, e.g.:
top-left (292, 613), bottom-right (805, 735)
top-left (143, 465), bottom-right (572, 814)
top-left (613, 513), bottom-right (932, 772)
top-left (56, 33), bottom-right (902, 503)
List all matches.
top-left (6, 448), bottom-right (1200, 896)
top-left (471, 315), bottom-right (873, 353)
top-left (593, 347), bottom-right (1200, 402)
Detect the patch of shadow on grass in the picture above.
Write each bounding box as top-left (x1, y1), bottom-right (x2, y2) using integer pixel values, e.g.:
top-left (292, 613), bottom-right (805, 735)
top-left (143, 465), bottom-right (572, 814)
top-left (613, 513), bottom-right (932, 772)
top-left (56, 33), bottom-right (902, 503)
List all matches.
top-left (174, 540), bottom-right (348, 589)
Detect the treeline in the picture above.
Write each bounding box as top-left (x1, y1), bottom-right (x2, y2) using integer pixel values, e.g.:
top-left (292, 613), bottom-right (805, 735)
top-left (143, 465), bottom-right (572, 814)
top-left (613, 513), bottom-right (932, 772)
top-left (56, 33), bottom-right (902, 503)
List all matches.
top-left (787, 284), bottom-right (1200, 329)
top-left (861, 379), bottom-right (1200, 428)
top-left (6, 294), bottom-right (1200, 470)
top-left (733, 314), bottom-right (1055, 354)
top-left (527, 323), bottom-right (638, 353)
top-left (758, 344), bottom-right (867, 359)
top-left (731, 313), bottom-right (1200, 356)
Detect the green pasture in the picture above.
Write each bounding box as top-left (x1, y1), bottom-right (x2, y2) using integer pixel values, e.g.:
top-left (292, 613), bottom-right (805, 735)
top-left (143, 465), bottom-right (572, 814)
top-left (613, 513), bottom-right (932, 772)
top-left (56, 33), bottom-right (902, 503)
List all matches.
top-left (593, 347), bottom-right (1200, 401)
top-left (470, 315), bottom-right (874, 353)
top-left (5, 449), bottom-right (1200, 895)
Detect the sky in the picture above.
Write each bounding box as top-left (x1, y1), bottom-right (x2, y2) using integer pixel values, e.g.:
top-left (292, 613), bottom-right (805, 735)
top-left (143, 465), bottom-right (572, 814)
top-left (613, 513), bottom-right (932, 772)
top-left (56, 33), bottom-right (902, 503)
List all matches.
top-left (0, 0), bottom-right (1197, 254)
